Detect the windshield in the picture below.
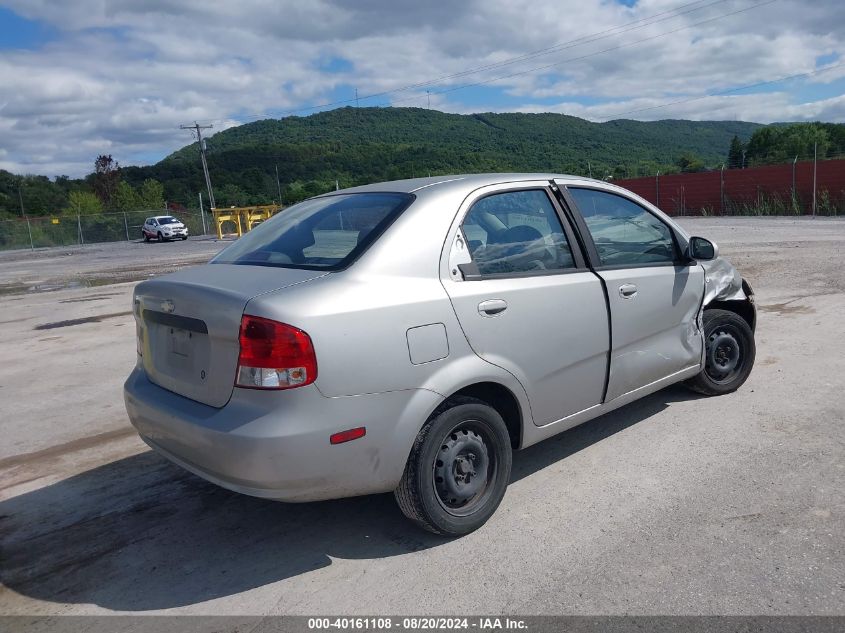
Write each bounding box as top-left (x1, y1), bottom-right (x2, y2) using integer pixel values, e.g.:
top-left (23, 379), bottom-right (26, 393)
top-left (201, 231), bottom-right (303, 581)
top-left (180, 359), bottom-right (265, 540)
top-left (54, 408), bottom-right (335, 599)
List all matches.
top-left (158, 217), bottom-right (180, 225)
top-left (211, 192), bottom-right (414, 270)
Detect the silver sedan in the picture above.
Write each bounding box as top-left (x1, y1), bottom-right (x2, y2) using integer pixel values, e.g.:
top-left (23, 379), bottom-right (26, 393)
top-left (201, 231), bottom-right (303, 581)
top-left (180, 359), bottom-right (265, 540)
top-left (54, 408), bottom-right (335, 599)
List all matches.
top-left (124, 173), bottom-right (756, 535)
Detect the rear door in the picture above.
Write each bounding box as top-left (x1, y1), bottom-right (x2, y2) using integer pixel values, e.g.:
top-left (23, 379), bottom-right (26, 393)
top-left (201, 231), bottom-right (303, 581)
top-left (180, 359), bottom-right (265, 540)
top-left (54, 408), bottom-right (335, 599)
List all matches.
top-left (441, 184), bottom-right (609, 427)
top-left (561, 184), bottom-right (704, 401)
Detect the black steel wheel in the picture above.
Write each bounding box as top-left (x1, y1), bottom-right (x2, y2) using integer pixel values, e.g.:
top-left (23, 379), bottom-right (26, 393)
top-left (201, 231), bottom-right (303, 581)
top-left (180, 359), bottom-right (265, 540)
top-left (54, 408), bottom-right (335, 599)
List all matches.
top-left (686, 308), bottom-right (755, 396)
top-left (395, 397), bottom-right (512, 536)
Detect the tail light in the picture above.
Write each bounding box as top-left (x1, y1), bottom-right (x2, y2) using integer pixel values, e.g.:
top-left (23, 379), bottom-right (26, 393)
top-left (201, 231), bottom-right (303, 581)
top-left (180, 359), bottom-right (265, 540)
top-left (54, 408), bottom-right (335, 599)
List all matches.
top-left (236, 315), bottom-right (317, 390)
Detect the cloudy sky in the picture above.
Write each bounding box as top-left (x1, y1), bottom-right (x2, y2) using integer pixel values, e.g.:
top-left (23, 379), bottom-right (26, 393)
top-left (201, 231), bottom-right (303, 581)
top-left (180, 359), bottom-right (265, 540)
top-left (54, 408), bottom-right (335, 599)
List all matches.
top-left (1, 0), bottom-right (844, 177)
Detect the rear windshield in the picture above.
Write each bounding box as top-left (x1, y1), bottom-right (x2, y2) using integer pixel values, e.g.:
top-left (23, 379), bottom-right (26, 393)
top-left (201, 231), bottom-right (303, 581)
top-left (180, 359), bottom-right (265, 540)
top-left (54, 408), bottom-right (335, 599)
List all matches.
top-left (211, 192), bottom-right (414, 270)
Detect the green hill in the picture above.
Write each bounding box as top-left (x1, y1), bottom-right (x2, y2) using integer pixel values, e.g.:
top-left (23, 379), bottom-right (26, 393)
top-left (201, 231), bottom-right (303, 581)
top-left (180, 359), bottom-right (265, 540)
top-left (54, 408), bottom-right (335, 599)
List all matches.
top-left (122, 107), bottom-right (761, 206)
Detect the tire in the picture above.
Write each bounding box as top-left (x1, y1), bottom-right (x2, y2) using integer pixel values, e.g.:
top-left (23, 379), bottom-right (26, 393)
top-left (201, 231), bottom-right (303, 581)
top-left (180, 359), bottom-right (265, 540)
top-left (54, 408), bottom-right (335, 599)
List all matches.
top-left (686, 308), bottom-right (756, 396)
top-left (142, 231), bottom-right (150, 242)
top-left (181, 236), bottom-right (187, 241)
top-left (157, 231), bottom-right (165, 242)
top-left (395, 397), bottom-right (512, 536)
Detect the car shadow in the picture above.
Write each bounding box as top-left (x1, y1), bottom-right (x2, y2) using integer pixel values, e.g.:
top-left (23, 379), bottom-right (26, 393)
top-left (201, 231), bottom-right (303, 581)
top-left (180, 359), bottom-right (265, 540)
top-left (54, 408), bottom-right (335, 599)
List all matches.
top-left (0, 385), bottom-right (698, 611)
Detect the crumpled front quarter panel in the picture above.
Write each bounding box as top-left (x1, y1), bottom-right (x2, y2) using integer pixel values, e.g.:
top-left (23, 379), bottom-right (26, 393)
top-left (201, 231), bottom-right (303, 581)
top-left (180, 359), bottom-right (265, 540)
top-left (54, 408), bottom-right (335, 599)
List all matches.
top-left (701, 256), bottom-right (747, 304)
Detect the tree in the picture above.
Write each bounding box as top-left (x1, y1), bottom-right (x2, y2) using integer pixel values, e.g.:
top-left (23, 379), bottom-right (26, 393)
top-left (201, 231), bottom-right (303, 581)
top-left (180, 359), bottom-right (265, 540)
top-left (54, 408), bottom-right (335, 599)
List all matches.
top-left (66, 190), bottom-right (103, 215)
top-left (93, 154), bottom-right (121, 207)
top-left (215, 183), bottom-right (249, 207)
top-left (282, 181), bottom-right (306, 204)
top-left (745, 123), bottom-right (830, 166)
top-left (727, 136), bottom-right (745, 169)
top-left (113, 181), bottom-right (141, 212)
top-left (139, 179), bottom-right (165, 210)
top-left (677, 153), bottom-right (706, 173)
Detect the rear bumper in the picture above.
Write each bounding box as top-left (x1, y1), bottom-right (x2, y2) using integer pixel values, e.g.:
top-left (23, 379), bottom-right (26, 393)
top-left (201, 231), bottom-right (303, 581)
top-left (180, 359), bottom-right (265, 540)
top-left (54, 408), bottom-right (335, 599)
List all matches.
top-left (123, 367), bottom-right (441, 501)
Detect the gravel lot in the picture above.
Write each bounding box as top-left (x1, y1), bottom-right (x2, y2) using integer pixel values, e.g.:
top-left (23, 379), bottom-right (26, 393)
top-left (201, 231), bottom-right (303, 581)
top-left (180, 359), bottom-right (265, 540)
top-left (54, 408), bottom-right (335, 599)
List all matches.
top-left (0, 218), bottom-right (843, 616)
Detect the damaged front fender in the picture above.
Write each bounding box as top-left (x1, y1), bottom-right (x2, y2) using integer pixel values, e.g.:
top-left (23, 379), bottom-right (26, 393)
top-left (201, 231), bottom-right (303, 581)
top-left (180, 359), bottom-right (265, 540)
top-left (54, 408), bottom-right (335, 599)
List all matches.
top-left (701, 257), bottom-right (745, 304)
top-left (700, 257), bottom-right (756, 331)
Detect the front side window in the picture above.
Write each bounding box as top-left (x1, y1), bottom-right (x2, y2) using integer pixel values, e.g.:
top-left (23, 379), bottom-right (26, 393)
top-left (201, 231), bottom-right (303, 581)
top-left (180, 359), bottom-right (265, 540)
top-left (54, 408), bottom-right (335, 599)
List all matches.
top-left (211, 192), bottom-right (413, 270)
top-left (568, 188), bottom-right (677, 267)
top-left (461, 189), bottom-right (575, 276)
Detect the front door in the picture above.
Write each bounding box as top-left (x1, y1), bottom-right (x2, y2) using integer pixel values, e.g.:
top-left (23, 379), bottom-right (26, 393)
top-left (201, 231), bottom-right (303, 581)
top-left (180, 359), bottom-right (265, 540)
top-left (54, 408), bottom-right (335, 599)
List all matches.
top-left (442, 185), bottom-right (609, 427)
top-left (563, 185), bottom-right (705, 401)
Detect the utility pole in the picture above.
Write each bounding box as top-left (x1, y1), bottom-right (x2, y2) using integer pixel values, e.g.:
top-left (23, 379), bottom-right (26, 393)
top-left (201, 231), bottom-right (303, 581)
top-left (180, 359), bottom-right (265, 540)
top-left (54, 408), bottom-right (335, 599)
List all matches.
top-left (720, 164), bottom-right (725, 215)
top-left (199, 191), bottom-right (207, 235)
top-left (655, 170), bottom-right (660, 208)
top-left (180, 122), bottom-right (216, 212)
top-left (21, 178), bottom-right (33, 249)
top-left (792, 155), bottom-right (799, 213)
top-left (17, 181), bottom-right (25, 217)
top-left (77, 201), bottom-right (84, 245)
top-left (275, 164), bottom-right (283, 204)
top-left (427, 90), bottom-right (431, 109)
top-left (355, 88), bottom-right (359, 108)
top-left (812, 142), bottom-right (818, 217)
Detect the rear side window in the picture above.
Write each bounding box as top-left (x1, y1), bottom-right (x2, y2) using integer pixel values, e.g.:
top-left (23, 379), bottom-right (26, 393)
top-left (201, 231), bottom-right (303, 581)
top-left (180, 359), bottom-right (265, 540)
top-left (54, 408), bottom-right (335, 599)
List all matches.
top-left (568, 188), bottom-right (677, 267)
top-left (461, 189), bottom-right (575, 277)
top-left (211, 193), bottom-right (414, 270)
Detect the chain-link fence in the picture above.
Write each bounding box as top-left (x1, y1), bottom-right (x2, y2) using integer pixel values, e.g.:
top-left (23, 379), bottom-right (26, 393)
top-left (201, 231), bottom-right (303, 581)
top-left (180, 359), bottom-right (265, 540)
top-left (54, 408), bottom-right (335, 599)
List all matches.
top-left (0, 210), bottom-right (212, 251)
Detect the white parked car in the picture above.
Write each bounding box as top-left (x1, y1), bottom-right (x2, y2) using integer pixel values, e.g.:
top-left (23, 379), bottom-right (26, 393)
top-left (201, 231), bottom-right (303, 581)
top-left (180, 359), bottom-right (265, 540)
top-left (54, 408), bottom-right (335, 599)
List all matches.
top-left (142, 216), bottom-right (188, 242)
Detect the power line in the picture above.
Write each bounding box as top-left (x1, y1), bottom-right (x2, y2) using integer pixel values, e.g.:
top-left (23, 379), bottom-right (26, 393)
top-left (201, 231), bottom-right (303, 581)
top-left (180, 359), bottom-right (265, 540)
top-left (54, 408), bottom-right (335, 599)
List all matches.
top-left (386, 0), bottom-right (728, 95)
top-left (388, 0), bottom-right (777, 108)
top-left (602, 60), bottom-right (845, 119)
top-left (209, 0), bottom-right (742, 123)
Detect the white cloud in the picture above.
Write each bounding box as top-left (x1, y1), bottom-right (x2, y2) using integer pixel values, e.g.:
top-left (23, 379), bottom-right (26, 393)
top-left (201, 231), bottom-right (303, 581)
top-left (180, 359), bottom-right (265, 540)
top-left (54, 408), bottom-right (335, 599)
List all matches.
top-left (1, 0), bottom-right (844, 176)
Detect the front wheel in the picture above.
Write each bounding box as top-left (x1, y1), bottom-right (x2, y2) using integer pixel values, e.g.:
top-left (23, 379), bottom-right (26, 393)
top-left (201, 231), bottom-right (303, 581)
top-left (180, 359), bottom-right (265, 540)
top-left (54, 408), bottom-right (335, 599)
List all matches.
top-left (395, 398), bottom-right (512, 536)
top-left (686, 308), bottom-right (755, 396)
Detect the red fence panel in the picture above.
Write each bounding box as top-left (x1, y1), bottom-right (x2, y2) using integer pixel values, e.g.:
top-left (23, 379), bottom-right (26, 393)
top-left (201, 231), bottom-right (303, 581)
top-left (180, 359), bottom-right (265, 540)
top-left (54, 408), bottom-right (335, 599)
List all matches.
top-left (614, 159), bottom-right (845, 216)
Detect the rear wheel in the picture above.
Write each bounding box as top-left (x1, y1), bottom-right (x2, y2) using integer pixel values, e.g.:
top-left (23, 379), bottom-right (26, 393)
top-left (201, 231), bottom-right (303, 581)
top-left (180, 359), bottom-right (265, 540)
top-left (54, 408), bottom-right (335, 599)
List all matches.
top-left (142, 230), bottom-right (150, 242)
top-left (395, 397), bottom-right (512, 536)
top-left (686, 309), bottom-right (755, 396)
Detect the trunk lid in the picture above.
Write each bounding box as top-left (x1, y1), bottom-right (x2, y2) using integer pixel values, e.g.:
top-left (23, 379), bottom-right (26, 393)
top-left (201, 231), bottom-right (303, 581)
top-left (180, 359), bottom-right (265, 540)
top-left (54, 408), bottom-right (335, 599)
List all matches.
top-left (135, 264), bottom-right (326, 407)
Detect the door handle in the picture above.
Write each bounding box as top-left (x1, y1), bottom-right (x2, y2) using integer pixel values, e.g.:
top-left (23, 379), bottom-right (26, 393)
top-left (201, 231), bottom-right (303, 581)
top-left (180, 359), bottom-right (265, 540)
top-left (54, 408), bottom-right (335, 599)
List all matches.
top-left (619, 283), bottom-right (638, 298)
top-left (478, 299), bottom-right (508, 316)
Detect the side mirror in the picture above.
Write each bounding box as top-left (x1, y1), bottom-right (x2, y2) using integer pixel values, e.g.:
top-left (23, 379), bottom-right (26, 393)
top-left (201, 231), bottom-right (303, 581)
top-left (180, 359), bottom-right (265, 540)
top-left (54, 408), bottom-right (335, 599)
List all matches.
top-left (688, 236), bottom-right (718, 261)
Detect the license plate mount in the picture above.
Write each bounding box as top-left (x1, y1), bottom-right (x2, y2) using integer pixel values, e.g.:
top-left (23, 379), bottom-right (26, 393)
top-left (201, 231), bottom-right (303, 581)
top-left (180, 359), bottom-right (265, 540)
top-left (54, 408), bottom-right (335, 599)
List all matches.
top-left (169, 327), bottom-right (192, 359)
